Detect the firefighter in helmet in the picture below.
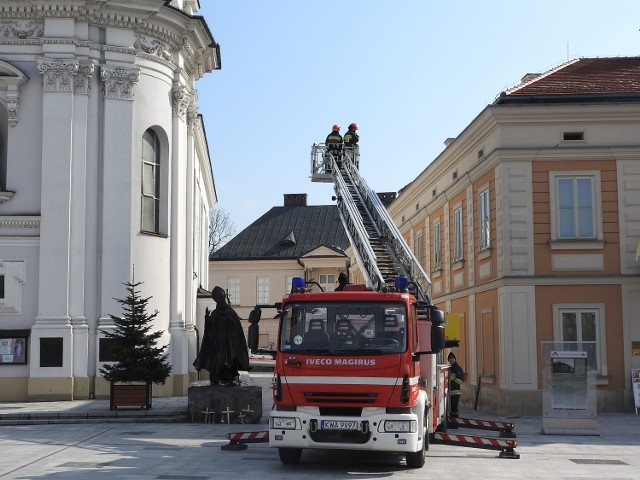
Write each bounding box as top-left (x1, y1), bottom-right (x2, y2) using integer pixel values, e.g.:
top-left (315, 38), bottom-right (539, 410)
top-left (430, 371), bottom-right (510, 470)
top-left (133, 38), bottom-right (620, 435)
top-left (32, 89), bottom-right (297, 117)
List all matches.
top-left (448, 351), bottom-right (465, 417)
top-left (325, 124), bottom-right (343, 169)
top-left (343, 122), bottom-right (359, 168)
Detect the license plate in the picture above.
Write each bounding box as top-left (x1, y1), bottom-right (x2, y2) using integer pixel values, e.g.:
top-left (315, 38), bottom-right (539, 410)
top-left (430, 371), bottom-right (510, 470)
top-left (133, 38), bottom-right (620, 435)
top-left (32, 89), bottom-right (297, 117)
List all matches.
top-left (320, 420), bottom-right (358, 431)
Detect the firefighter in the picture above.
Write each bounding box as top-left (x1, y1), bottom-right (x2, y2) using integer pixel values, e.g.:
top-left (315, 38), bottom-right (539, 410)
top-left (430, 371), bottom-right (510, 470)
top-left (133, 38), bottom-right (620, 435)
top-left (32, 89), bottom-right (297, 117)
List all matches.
top-left (448, 351), bottom-right (465, 417)
top-left (343, 122), bottom-right (359, 168)
top-left (325, 124), bottom-right (343, 169)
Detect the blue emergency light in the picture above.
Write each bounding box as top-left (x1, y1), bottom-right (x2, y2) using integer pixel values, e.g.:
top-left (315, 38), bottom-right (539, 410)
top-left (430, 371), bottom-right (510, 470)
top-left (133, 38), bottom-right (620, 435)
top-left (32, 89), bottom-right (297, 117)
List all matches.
top-left (394, 275), bottom-right (409, 292)
top-left (291, 277), bottom-right (305, 292)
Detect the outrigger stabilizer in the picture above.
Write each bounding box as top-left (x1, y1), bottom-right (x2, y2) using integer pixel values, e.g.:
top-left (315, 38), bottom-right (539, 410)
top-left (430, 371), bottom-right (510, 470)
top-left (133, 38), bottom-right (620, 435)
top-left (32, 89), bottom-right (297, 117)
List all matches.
top-left (221, 430), bottom-right (269, 451)
top-left (433, 414), bottom-right (520, 459)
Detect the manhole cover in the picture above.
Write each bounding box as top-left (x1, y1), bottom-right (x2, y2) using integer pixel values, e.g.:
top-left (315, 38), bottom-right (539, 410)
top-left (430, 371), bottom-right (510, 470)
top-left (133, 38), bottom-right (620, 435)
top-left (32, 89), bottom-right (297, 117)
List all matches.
top-left (58, 462), bottom-right (107, 468)
top-left (570, 459), bottom-right (627, 465)
top-left (156, 476), bottom-right (210, 480)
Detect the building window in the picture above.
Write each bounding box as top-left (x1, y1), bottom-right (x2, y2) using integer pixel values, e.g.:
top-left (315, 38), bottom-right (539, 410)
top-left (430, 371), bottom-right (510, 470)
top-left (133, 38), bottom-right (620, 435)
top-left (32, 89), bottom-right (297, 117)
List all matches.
top-left (433, 221), bottom-right (441, 269)
top-left (141, 129), bottom-right (160, 233)
top-left (551, 173), bottom-right (599, 240)
top-left (415, 232), bottom-right (424, 266)
top-left (453, 206), bottom-right (463, 261)
top-left (227, 277), bottom-right (240, 305)
top-left (257, 277), bottom-right (269, 304)
top-left (479, 188), bottom-right (490, 250)
top-left (318, 274), bottom-right (335, 292)
top-left (554, 305), bottom-right (606, 375)
top-left (0, 274), bottom-right (4, 299)
top-left (285, 276), bottom-right (294, 294)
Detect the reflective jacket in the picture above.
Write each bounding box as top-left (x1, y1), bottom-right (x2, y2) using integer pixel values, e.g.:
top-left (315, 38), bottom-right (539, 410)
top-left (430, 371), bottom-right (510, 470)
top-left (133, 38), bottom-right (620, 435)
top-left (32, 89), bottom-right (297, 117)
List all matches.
top-left (343, 128), bottom-right (359, 146)
top-left (325, 130), bottom-right (343, 151)
top-left (449, 361), bottom-right (464, 395)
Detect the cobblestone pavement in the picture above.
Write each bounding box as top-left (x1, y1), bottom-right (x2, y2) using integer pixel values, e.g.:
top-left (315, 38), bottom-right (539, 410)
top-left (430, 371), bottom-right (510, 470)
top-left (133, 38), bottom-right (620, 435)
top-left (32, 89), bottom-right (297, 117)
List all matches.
top-left (0, 373), bottom-right (639, 479)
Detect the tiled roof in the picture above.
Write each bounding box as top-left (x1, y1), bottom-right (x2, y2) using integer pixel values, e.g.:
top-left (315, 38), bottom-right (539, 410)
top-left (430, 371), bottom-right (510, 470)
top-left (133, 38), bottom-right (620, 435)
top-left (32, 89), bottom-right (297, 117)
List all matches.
top-left (496, 57), bottom-right (640, 102)
top-left (210, 205), bottom-right (348, 260)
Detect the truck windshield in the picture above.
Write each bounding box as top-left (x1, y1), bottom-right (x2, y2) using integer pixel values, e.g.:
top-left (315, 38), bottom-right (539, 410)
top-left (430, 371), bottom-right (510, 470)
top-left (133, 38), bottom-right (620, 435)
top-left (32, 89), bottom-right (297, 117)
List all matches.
top-left (279, 302), bottom-right (407, 354)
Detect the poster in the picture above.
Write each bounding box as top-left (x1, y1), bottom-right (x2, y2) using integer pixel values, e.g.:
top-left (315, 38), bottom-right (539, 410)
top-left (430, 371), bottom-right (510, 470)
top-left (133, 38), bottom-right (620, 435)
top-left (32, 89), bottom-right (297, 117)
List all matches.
top-left (0, 337), bottom-right (26, 364)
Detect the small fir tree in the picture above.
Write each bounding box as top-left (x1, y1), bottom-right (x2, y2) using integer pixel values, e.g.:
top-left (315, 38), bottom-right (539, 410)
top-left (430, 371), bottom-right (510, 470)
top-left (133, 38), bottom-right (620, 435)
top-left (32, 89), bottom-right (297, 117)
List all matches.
top-left (100, 280), bottom-right (171, 384)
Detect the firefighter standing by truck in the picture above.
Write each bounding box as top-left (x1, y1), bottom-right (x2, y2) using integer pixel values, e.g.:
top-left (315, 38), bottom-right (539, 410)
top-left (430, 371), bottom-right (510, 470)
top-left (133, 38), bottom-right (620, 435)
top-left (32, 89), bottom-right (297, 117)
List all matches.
top-left (448, 351), bottom-right (465, 417)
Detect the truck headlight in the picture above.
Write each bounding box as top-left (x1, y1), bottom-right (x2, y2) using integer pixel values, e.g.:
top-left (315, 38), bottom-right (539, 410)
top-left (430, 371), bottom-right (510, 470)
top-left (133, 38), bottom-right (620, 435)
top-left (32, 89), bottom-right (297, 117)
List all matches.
top-left (270, 416), bottom-right (298, 430)
top-left (383, 420), bottom-right (416, 433)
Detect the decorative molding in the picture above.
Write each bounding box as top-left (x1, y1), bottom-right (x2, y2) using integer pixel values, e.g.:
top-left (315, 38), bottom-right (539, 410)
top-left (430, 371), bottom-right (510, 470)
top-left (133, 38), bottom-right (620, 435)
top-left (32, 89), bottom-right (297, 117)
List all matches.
top-left (6, 90), bottom-right (19, 127)
top-left (100, 66), bottom-right (139, 101)
top-left (134, 34), bottom-right (172, 61)
top-left (0, 216), bottom-right (40, 229)
top-left (0, 20), bottom-right (43, 39)
top-left (37, 58), bottom-right (79, 93)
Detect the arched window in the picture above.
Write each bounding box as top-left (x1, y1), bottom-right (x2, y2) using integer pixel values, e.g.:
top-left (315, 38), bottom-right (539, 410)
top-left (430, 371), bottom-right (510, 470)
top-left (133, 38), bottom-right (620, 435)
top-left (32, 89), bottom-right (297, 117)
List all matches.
top-left (141, 129), bottom-right (160, 233)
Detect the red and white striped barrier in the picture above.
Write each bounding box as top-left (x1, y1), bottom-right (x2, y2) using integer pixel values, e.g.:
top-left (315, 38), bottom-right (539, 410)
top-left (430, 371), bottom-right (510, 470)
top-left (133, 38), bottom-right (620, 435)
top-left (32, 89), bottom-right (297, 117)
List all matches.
top-left (433, 432), bottom-right (519, 458)
top-left (448, 416), bottom-right (516, 437)
top-left (222, 431), bottom-right (269, 451)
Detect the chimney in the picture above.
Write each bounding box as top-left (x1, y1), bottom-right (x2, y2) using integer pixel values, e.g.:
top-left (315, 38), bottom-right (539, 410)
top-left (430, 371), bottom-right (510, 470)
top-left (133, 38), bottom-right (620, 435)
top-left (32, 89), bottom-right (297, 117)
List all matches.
top-left (284, 193), bottom-right (307, 207)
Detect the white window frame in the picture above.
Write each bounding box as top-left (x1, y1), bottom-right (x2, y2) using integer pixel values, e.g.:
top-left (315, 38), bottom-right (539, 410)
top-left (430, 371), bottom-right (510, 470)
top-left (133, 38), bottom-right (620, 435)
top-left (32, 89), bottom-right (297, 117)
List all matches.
top-left (318, 274), bottom-right (335, 292)
top-left (141, 129), bottom-right (161, 233)
top-left (285, 276), bottom-right (295, 295)
top-left (479, 187), bottom-right (490, 250)
top-left (257, 277), bottom-right (269, 304)
top-left (227, 277), bottom-right (240, 305)
top-left (433, 221), bottom-right (441, 269)
top-left (549, 171), bottom-right (602, 242)
top-left (553, 303), bottom-right (607, 376)
top-left (415, 231), bottom-right (424, 267)
top-left (453, 206), bottom-right (463, 261)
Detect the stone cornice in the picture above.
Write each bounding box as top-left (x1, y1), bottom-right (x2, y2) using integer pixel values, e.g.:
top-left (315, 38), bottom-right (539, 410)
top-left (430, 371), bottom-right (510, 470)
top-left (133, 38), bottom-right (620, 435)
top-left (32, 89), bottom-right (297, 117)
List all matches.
top-left (0, 2), bottom-right (215, 78)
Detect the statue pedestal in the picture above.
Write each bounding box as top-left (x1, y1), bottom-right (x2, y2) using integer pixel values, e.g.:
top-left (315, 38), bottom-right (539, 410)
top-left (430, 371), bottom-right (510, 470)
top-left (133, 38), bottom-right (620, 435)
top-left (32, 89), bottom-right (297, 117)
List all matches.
top-left (188, 381), bottom-right (262, 424)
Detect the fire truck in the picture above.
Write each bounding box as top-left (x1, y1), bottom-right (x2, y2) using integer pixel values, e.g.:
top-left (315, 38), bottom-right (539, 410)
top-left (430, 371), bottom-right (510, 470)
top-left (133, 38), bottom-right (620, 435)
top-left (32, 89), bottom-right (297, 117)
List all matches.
top-left (267, 144), bottom-right (449, 467)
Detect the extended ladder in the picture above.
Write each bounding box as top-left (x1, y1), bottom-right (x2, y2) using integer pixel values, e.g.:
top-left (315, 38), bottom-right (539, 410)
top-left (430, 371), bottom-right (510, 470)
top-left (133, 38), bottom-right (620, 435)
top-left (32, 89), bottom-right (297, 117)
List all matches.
top-left (310, 144), bottom-right (432, 302)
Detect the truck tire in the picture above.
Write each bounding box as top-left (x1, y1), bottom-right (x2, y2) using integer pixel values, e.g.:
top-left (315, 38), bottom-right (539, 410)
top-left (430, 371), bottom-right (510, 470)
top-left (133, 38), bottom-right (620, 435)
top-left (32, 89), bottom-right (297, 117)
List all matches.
top-left (405, 429), bottom-right (426, 468)
top-left (278, 447), bottom-right (302, 465)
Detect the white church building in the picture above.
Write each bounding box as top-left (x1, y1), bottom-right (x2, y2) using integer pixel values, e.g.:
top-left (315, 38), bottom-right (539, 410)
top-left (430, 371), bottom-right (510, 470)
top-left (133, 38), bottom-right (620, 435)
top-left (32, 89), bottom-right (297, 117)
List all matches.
top-left (0, 0), bottom-right (218, 401)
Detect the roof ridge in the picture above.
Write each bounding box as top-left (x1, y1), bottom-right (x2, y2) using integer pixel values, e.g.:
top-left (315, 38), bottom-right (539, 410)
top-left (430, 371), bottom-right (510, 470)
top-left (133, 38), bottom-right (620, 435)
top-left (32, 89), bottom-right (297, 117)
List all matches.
top-left (499, 58), bottom-right (581, 98)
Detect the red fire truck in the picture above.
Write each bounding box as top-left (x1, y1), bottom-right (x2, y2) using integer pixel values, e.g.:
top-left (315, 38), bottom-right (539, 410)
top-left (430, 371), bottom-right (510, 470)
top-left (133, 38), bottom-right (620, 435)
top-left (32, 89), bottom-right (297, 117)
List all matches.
top-left (267, 144), bottom-right (449, 467)
top-left (269, 276), bottom-right (448, 467)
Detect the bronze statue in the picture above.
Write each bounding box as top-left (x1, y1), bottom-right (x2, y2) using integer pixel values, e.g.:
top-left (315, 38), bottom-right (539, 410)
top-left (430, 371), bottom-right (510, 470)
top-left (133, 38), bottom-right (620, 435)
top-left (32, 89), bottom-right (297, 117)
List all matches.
top-left (194, 286), bottom-right (249, 385)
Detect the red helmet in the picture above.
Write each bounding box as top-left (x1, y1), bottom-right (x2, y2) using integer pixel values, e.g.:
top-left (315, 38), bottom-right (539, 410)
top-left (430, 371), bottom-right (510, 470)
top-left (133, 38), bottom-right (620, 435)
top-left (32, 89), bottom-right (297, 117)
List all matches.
top-left (332, 124), bottom-right (340, 131)
top-left (349, 123), bottom-right (358, 130)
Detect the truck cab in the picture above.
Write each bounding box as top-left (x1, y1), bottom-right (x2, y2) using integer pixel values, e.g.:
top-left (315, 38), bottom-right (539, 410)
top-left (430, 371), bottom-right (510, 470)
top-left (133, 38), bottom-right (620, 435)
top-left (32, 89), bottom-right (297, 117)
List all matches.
top-left (269, 276), bottom-right (447, 467)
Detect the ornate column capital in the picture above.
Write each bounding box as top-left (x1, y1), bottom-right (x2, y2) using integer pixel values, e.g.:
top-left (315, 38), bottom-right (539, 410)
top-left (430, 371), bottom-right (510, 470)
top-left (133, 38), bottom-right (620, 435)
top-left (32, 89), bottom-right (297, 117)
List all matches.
top-left (37, 58), bottom-right (79, 93)
top-left (172, 86), bottom-right (193, 119)
top-left (74, 60), bottom-right (97, 95)
top-left (100, 66), bottom-right (140, 101)
top-left (186, 106), bottom-right (199, 134)
top-left (6, 89), bottom-right (19, 127)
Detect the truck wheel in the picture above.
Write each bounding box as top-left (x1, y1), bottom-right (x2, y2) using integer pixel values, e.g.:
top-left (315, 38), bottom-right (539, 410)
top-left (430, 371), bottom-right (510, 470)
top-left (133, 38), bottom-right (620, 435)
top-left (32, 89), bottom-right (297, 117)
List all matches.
top-left (405, 424), bottom-right (426, 468)
top-left (278, 447), bottom-right (302, 465)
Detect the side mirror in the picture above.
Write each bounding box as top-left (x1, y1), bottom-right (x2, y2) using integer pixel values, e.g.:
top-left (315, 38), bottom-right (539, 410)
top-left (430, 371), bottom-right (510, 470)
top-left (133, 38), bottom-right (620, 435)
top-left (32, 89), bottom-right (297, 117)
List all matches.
top-left (429, 305), bottom-right (446, 353)
top-left (247, 307), bottom-right (261, 350)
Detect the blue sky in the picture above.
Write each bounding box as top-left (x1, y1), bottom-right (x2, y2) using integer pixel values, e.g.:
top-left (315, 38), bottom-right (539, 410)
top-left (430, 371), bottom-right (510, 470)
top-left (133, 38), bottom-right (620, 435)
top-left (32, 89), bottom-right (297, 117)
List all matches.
top-left (196, 1), bottom-right (640, 235)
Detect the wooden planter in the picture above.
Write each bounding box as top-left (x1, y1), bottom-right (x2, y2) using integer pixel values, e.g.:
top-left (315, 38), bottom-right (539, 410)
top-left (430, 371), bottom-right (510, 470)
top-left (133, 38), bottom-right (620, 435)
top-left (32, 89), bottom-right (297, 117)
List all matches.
top-left (110, 381), bottom-right (152, 410)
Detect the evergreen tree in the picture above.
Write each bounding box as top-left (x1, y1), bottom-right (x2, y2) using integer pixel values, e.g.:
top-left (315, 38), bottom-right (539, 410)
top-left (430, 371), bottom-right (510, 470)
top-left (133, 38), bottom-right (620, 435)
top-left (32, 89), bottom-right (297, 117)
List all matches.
top-left (100, 280), bottom-right (171, 384)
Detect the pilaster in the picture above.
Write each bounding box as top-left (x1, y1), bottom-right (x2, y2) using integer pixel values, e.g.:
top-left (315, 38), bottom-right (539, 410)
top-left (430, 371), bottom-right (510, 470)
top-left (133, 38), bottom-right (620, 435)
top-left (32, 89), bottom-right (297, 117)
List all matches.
top-left (98, 65), bottom-right (139, 324)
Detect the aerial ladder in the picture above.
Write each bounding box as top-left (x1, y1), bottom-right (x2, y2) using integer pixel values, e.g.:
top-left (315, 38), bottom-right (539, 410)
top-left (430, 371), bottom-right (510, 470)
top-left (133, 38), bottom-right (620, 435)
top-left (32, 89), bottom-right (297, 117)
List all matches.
top-left (310, 143), bottom-right (432, 302)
